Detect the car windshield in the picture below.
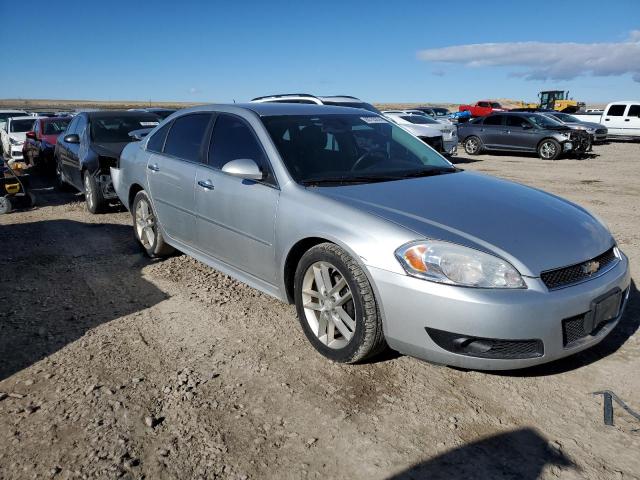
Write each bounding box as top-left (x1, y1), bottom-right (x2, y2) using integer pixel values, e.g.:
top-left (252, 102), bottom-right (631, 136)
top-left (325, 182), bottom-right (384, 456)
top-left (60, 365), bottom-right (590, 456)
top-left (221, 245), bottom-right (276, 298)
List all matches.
top-left (90, 116), bottom-right (160, 142)
top-left (0, 112), bottom-right (25, 122)
top-left (44, 119), bottom-right (71, 135)
top-left (528, 114), bottom-right (565, 128)
top-left (553, 113), bottom-right (580, 123)
top-left (490, 102), bottom-right (502, 108)
top-left (150, 110), bottom-right (175, 119)
top-left (400, 115), bottom-right (439, 125)
top-left (262, 114), bottom-right (454, 185)
top-left (10, 119), bottom-right (35, 132)
top-left (321, 101), bottom-right (380, 114)
top-left (432, 108), bottom-right (449, 116)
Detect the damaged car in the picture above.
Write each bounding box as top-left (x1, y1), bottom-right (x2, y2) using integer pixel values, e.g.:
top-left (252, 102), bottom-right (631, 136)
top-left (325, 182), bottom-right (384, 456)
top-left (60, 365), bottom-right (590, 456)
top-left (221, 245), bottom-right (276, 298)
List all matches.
top-left (55, 110), bottom-right (159, 212)
top-left (458, 112), bottom-right (590, 160)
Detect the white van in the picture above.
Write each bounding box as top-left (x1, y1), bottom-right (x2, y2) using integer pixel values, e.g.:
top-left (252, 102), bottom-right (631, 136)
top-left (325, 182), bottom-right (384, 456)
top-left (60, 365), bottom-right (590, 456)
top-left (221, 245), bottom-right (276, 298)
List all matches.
top-left (573, 101), bottom-right (640, 138)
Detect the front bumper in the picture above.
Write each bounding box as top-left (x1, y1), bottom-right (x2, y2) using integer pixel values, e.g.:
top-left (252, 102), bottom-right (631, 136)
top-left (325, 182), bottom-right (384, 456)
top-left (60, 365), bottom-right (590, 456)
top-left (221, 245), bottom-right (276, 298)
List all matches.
top-left (10, 146), bottom-right (23, 160)
top-left (369, 252), bottom-right (630, 370)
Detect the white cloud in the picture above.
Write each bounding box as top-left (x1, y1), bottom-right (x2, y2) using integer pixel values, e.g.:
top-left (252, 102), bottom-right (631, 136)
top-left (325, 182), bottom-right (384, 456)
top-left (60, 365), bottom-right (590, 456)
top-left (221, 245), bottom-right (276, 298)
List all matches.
top-left (188, 87), bottom-right (201, 94)
top-left (417, 31), bottom-right (640, 82)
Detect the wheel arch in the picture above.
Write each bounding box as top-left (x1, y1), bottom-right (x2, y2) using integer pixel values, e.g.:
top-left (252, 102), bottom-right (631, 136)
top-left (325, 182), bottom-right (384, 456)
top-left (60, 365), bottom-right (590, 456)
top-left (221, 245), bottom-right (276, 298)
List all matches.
top-left (128, 183), bottom-right (145, 210)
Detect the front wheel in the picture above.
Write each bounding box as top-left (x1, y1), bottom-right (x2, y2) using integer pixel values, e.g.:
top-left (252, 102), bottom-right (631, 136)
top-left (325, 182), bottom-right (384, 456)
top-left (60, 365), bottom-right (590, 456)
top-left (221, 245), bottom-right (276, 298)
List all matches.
top-left (538, 139), bottom-right (561, 160)
top-left (84, 171), bottom-right (106, 214)
top-left (132, 190), bottom-right (174, 258)
top-left (294, 243), bottom-right (386, 363)
top-left (463, 136), bottom-right (483, 155)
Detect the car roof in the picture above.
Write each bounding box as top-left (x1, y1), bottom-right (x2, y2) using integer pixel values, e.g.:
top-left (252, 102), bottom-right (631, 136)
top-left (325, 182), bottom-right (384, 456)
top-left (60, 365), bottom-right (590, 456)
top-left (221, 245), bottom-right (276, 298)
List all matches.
top-left (251, 93), bottom-right (364, 103)
top-left (0, 109), bottom-right (27, 113)
top-left (9, 116), bottom-right (39, 121)
top-left (180, 103), bottom-right (377, 117)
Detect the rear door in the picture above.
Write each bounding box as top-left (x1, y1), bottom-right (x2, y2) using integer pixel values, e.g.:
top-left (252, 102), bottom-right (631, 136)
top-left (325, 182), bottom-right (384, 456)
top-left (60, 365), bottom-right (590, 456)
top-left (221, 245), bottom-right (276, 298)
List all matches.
top-left (194, 113), bottom-right (279, 283)
top-left (504, 115), bottom-right (538, 151)
top-left (479, 115), bottom-right (505, 147)
top-left (146, 113), bottom-right (213, 247)
top-left (602, 104), bottom-right (627, 135)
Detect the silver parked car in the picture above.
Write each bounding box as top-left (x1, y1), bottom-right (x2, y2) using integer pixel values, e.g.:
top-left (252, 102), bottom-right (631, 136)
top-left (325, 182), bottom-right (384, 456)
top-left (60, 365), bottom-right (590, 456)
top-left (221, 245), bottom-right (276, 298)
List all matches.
top-left (112, 104), bottom-right (630, 370)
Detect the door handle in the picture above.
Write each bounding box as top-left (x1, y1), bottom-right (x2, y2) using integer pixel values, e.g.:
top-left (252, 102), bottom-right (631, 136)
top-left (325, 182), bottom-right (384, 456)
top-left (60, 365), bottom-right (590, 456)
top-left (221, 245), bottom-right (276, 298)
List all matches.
top-left (198, 179), bottom-right (215, 190)
top-left (624, 119), bottom-right (630, 122)
top-left (147, 163), bottom-right (160, 172)
top-left (604, 118), bottom-right (610, 121)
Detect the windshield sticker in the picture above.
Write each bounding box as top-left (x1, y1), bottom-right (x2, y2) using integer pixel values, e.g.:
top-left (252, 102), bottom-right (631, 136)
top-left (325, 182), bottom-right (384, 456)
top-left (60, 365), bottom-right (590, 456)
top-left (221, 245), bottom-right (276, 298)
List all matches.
top-left (360, 116), bottom-right (387, 124)
top-left (140, 121), bottom-right (159, 127)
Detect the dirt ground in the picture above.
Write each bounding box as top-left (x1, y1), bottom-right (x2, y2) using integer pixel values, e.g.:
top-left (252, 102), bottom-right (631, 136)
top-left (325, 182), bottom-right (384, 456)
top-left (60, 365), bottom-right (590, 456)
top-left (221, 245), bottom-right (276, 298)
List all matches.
top-left (1, 141), bottom-right (639, 480)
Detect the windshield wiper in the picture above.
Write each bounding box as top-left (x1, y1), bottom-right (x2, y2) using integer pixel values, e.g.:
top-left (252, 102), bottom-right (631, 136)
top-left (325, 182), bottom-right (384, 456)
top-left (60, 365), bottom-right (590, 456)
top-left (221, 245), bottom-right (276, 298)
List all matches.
top-left (400, 167), bottom-right (459, 178)
top-left (300, 175), bottom-right (403, 186)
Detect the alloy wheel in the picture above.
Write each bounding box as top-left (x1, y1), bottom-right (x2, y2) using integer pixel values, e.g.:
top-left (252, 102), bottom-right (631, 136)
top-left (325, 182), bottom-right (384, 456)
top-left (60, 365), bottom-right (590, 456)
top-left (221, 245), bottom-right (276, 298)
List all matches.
top-left (540, 141), bottom-right (557, 159)
top-left (84, 174), bottom-right (94, 211)
top-left (301, 261), bottom-right (356, 349)
top-left (135, 198), bottom-right (156, 249)
top-left (465, 138), bottom-right (479, 154)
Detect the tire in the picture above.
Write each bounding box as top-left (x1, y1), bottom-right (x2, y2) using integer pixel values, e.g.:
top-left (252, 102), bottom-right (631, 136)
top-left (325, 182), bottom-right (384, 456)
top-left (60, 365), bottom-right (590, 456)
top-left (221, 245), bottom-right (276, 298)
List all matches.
top-left (132, 190), bottom-right (175, 258)
top-left (463, 136), bottom-right (483, 155)
top-left (0, 196), bottom-right (12, 214)
top-left (83, 171), bottom-right (106, 214)
top-left (294, 242), bottom-right (386, 363)
top-left (55, 157), bottom-right (72, 191)
top-left (538, 138), bottom-right (561, 160)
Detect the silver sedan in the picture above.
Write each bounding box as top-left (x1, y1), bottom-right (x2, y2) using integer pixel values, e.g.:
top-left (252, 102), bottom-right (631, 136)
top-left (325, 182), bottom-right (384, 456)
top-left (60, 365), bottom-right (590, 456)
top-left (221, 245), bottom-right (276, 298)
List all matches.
top-left (112, 103), bottom-right (630, 370)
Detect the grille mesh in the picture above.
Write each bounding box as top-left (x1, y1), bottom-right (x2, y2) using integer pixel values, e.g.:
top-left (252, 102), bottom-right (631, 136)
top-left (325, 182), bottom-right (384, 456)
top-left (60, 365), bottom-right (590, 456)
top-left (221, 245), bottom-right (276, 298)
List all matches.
top-left (562, 315), bottom-right (587, 346)
top-left (541, 248), bottom-right (617, 290)
top-left (596, 128), bottom-right (607, 135)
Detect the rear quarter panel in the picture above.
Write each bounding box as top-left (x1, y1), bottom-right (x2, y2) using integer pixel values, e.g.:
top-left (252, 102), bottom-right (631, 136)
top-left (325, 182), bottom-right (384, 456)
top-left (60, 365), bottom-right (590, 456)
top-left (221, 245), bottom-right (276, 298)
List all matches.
top-left (114, 141), bottom-right (149, 210)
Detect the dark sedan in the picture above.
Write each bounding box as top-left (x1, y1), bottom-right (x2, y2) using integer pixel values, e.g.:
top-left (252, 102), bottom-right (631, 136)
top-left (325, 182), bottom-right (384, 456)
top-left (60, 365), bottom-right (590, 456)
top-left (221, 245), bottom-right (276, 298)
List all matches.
top-left (23, 116), bottom-right (71, 171)
top-left (55, 110), bottom-right (160, 213)
top-left (457, 112), bottom-right (590, 160)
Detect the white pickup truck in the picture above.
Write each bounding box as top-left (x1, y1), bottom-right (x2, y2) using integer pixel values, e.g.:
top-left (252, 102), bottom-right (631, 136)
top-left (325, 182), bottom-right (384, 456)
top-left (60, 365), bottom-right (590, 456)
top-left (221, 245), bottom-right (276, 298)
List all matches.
top-left (573, 101), bottom-right (640, 139)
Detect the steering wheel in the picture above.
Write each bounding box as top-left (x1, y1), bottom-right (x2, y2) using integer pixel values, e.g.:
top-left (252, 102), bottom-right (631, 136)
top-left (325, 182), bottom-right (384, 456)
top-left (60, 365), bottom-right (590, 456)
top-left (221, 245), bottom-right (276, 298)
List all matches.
top-left (350, 150), bottom-right (389, 172)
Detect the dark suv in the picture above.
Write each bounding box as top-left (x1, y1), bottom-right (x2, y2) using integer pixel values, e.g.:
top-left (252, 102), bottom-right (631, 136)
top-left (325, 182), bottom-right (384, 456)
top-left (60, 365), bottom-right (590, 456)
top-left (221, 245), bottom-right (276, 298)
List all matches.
top-left (457, 112), bottom-right (590, 160)
top-left (55, 110), bottom-right (160, 213)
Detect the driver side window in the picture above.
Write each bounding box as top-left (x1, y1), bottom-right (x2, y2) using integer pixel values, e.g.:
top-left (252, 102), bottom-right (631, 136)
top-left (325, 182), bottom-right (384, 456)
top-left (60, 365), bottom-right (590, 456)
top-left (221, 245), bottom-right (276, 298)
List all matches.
top-left (208, 114), bottom-right (275, 186)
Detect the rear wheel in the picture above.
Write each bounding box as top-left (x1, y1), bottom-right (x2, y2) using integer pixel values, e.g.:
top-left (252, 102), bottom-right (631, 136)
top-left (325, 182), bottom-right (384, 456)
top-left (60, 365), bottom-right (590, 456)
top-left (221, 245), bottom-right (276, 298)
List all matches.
top-left (84, 171), bottom-right (106, 214)
top-left (538, 139), bottom-right (561, 160)
top-left (294, 243), bottom-right (386, 363)
top-left (463, 136), bottom-right (483, 155)
top-left (0, 196), bottom-right (12, 214)
top-left (132, 190), bottom-right (174, 258)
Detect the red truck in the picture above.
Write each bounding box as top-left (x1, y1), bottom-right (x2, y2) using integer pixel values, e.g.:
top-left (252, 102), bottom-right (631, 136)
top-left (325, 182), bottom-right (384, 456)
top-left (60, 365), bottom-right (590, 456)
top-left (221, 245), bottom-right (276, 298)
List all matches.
top-left (458, 100), bottom-right (506, 117)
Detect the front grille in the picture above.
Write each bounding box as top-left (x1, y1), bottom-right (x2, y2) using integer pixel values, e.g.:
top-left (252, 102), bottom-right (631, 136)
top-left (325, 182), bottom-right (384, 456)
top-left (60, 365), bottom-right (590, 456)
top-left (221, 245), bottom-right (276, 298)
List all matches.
top-left (596, 128), bottom-right (607, 135)
top-left (426, 328), bottom-right (544, 360)
top-left (421, 136), bottom-right (444, 152)
top-left (541, 248), bottom-right (618, 290)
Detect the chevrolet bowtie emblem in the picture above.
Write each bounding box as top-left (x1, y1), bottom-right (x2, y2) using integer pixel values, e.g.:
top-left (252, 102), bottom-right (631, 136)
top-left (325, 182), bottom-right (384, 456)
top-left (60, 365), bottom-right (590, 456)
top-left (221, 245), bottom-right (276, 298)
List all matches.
top-left (582, 261), bottom-right (600, 275)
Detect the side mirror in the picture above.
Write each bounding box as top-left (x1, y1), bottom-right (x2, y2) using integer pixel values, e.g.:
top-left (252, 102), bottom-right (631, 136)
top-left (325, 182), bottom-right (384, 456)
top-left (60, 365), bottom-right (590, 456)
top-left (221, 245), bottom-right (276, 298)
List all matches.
top-left (64, 133), bottom-right (80, 144)
top-left (221, 158), bottom-right (264, 181)
top-left (25, 131), bottom-right (36, 139)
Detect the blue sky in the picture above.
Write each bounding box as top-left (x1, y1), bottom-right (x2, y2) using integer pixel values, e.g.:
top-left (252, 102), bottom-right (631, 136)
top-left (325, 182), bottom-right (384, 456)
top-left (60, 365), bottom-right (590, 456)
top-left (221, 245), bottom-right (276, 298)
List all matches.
top-left (1, 0), bottom-right (639, 104)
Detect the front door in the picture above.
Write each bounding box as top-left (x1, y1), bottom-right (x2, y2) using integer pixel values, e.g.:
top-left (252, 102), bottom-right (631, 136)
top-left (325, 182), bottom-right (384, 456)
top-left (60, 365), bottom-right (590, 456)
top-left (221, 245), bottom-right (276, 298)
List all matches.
top-left (146, 112), bottom-right (213, 246)
top-left (602, 104), bottom-right (628, 135)
top-left (194, 113), bottom-right (279, 283)
top-left (503, 115), bottom-right (539, 151)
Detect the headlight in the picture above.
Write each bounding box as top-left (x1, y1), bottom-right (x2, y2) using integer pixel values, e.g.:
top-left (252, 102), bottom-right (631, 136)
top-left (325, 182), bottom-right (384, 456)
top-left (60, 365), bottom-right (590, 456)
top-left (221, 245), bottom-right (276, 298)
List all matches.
top-left (395, 240), bottom-right (526, 288)
top-left (10, 137), bottom-right (23, 145)
top-left (587, 128), bottom-right (595, 134)
top-left (560, 132), bottom-right (570, 138)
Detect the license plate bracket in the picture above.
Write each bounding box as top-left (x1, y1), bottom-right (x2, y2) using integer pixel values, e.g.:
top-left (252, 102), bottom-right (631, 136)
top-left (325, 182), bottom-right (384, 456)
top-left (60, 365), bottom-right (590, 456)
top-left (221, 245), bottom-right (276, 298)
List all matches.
top-left (584, 288), bottom-right (623, 334)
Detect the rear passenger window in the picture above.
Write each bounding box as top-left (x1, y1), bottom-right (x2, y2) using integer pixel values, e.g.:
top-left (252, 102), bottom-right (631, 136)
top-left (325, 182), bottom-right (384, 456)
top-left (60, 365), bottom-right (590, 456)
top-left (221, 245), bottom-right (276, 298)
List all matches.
top-left (163, 113), bottom-right (212, 161)
top-left (627, 105), bottom-right (640, 117)
top-left (208, 115), bottom-right (272, 184)
top-left (146, 122), bottom-right (172, 153)
top-left (606, 105), bottom-right (627, 116)
top-left (483, 115), bottom-right (503, 126)
top-left (506, 116), bottom-right (527, 127)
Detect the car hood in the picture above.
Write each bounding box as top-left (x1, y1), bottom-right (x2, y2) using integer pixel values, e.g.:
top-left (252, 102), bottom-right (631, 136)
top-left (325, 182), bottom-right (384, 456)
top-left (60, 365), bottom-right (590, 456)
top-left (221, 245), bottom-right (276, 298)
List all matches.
top-left (400, 124), bottom-right (441, 138)
top-left (312, 171), bottom-right (613, 276)
top-left (92, 142), bottom-right (130, 158)
top-left (9, 133), bottom-right (26, 142)
top-left (566, 121), bottom-right (605, 130)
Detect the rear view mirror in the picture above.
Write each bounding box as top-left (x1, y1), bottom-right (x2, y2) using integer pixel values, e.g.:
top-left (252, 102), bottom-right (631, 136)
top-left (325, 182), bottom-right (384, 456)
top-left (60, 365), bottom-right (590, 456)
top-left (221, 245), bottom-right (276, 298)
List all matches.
top-left (25, 131), bottom-right (36, 139)
top-left (221, 158), bottom-right (264, 181)
top-left (64, 133), bottom-right (80, 144)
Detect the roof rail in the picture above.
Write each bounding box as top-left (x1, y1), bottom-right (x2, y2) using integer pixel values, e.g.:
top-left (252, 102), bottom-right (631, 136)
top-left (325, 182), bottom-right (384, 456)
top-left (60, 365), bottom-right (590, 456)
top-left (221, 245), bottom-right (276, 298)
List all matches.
top-left (251, 93), bottom-right (318, 101)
